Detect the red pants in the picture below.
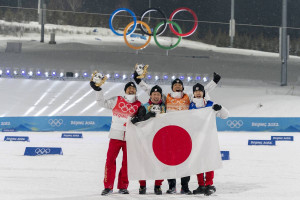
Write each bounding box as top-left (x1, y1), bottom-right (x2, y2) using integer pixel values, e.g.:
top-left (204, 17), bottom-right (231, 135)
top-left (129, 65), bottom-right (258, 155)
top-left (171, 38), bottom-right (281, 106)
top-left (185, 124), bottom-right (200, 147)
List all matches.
top-left (197, 171), bottom-right (214, 186)
top-left (139, 180), bottom-right (164, 187)
top-left (104, 139), bottom-right (128, 189)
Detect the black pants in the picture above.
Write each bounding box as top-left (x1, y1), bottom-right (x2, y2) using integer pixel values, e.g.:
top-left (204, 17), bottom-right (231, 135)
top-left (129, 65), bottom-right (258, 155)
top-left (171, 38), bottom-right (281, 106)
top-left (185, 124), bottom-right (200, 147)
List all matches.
top-left (168, 176), bottom-right (190, 190)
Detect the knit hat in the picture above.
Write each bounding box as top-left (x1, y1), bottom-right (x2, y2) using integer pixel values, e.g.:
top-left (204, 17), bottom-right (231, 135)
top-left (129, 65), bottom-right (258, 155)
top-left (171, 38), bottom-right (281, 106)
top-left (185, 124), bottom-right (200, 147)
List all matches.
top-left (193, 83), bottom-right (205, 97)
top-left (124, 81), bottom-right (137, 92)
top-left (150, 85), bottom-right (162, 95)
top-left (171, 78), bottom-right (184, 91)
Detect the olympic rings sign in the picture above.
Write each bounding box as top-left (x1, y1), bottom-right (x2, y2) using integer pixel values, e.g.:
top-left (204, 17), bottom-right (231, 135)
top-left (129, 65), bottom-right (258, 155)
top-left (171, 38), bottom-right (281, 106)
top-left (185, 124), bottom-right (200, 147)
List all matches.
top-left (35, 148), bottom-right (51, 155)
top-left (109, 7), bottom-right (198, 50)
top-left (226, 120), bottom-right (244, 128)
top-left (48, 119), bottom-right (63, 127)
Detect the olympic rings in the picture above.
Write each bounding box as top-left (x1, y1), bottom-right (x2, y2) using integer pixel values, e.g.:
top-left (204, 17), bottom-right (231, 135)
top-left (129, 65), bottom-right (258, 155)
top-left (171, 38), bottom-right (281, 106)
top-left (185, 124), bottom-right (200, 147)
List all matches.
top-left (153, 21), bottom-right (182, 50)
top-left (109, 8), bottom-right (137, 36)
top-left (139, 8), bottom-right (167, 36)
top-left (169, 7), bottom-right (198, 37)
top-left (109, 7), bottom-right (198, 50)
top-left (124, 21), bottom-right (152, 50)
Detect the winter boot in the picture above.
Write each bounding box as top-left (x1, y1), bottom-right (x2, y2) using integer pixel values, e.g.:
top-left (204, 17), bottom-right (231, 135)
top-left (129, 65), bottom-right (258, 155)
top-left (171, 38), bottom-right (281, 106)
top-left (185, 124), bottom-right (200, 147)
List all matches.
top-left (204, 185), bottom-right (216, 196)
top-left (193, 186), bottom-right (206, 194)
top-left (154, 185), bottom-right (162, 195)
top-left (166, 187), bottom-right (176, 194)
top-left (101, 188), bottom-right (113, 196)
top-left (139, 186), bottom-right (146, 194)
top-left (118, 189), bottom-right (129, 194)
top-left (180, 187), bottom-right (192, 195)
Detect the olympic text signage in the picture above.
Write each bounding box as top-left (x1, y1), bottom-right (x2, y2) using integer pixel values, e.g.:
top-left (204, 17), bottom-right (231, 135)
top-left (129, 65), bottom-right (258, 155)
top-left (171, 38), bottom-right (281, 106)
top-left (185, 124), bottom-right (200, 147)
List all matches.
top-left (217, 117), bottom-right (300, 132)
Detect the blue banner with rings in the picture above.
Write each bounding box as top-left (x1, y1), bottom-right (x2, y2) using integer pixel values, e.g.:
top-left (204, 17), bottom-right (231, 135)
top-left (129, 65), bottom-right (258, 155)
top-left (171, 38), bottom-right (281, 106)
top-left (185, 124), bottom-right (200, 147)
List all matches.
top-left (217, 117), bottom-right (300, 132)
top-left (0, 116), bottom-right (111, 132)
top-left (1, 116), bottom-right (300, 132)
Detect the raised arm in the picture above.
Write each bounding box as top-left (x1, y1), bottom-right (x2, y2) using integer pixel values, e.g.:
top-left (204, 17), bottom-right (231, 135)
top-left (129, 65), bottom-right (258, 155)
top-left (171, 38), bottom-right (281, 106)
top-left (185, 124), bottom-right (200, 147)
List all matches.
top-left (90, 81), bottom-right (117, 110)
top-left (204, 72), bottom-right (221, 93)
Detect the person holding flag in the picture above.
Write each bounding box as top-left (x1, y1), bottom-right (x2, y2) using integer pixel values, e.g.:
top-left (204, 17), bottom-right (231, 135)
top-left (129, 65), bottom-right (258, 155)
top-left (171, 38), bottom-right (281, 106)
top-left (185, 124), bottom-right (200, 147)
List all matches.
top-left (133, 65), bottom-right (221, 194)
top-left (90, 72), bottom-right (142, 196)
top-left (189, 83), bottom-right (229, 196)
top-left (131, 85), bottom-right (166, 195)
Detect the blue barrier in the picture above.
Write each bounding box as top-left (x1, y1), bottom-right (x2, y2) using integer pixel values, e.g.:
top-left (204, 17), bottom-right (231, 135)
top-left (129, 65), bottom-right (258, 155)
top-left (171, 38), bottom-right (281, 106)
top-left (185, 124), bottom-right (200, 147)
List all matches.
top-left (248, 140), bottom-right (276, 146)
top-left (217, 117), bottom-right (300, 132)
top-left (0, 116), bottom-right (111, 132)
top-left (271, 136), bottom-right (294, 141)
top-left (221, 151), bottom-right (230, 160)
top-left (1, 116), bottom-right (300, 132)
top-left (130, 33), bottom-right (147, 40)
top-left (4, 136), bottom-right (30, 142)
top-left (24, 147), bottom-right (63, 156)
top-left (62, 133), bottom-right (83, 138)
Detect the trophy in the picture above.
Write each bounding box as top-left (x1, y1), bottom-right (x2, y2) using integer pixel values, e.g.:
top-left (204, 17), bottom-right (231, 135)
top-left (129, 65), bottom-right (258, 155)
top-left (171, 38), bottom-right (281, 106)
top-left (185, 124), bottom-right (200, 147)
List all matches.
top-left (135, 63), bottom-right (149, 79)
top-left (91, 71), bottom-right (107, 87)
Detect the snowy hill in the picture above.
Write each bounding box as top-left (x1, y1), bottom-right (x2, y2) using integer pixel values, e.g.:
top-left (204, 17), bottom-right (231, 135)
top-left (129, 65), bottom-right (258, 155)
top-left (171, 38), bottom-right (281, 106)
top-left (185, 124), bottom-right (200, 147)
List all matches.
top-left (0, 78), bottom-right (299, 117)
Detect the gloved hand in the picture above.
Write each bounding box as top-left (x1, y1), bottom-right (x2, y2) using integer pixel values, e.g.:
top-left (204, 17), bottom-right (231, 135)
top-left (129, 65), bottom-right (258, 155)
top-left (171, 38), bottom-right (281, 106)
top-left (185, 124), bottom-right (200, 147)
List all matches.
top-left (213, 72), bottom-right (221, 84)
top-left (90, 81), bottom-right (102, 91)
top-left (212, 104), bottom-right (222, 111)
top-left (133, 71), bottom-right (141, 84)
top-left (131, 116), bottom-right (139, 124)
top-left (144, 111), bottom-right (156, 120)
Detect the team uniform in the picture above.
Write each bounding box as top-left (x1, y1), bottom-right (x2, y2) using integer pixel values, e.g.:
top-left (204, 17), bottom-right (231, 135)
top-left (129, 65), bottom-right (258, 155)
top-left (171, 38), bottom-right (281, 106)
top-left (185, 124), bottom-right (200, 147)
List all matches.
top-left (93, 82), bottom-right (141, 195)
top-left (189, 83), bottom-right (229, 195)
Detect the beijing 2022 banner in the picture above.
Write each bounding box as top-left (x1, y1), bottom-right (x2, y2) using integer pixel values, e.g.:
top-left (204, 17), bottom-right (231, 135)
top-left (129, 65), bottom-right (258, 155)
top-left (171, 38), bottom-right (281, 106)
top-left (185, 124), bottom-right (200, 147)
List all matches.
top-left (217, 117), bottom-right (300, 132)
top-left (0, 116), bottom-right (111, 132)
top-left (1, 116), bottom-right (300, 132)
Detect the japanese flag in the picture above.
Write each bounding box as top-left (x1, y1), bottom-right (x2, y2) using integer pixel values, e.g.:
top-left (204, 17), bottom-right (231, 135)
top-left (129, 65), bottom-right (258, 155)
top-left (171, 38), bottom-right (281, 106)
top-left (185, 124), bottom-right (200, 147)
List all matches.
top-left (126, 108), bottom-right (222, 180)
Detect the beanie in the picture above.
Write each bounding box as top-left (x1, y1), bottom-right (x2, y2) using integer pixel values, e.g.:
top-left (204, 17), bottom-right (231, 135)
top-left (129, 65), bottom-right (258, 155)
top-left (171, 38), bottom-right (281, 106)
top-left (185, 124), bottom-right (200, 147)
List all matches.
top-left (171, 78), bottom-right (184, 91)
top-left (124, 81), bottom-right (137, 92)
top-left (150, 85), bottom-right (162, 95)
top-left (193, 83), bottom-right (205, 97)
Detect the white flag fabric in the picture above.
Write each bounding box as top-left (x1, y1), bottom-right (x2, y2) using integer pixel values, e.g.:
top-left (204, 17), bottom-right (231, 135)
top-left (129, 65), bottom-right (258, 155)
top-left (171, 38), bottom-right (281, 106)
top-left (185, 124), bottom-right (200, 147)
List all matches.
top-left (126, 108), bottom-right (222, 180)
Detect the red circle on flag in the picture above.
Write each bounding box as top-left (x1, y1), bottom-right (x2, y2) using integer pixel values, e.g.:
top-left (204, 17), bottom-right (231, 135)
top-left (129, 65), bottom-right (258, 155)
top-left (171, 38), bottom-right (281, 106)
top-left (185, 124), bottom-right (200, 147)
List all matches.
top-left (152, 125), bottom-right (192, 166)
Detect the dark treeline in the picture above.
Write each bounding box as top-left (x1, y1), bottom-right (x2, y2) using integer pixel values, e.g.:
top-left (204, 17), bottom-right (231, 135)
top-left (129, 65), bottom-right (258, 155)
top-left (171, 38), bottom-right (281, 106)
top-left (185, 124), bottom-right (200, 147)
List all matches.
top-left (0, 0), bottom-right (300, 55)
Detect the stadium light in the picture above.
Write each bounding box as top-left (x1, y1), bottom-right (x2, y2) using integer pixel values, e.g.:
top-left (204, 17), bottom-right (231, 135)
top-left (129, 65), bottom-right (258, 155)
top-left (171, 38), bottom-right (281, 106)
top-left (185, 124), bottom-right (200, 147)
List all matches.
top-left (171, 75), bottom-right (176, 80)
top-left (28, 71), bottom-right (33, 76)
top-left (60, 72), bottom-right (64, 77)
top-left (0, 69), bottom-right (2, 75)
top-left (74, 73), bottom-right (79, 78)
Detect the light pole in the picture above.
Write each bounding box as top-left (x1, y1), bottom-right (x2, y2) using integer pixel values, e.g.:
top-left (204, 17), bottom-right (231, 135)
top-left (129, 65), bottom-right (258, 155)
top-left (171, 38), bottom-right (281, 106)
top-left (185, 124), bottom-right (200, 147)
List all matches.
top-left (229, 0), bottom-right (235, 47)
top-left (281, 0), bottom-right (288, 86)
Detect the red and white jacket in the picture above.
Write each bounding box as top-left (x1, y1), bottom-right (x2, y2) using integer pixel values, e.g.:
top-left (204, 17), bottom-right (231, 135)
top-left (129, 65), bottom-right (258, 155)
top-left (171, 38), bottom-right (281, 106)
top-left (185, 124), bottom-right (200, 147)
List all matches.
top-left (96, 91), bottom-right (141, 141)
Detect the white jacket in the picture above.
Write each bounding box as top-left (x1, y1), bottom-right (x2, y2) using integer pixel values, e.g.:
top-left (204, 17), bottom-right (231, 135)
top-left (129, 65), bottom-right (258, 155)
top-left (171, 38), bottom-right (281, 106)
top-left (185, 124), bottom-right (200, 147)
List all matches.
top-left (96, 91), bottom-right (141, 141)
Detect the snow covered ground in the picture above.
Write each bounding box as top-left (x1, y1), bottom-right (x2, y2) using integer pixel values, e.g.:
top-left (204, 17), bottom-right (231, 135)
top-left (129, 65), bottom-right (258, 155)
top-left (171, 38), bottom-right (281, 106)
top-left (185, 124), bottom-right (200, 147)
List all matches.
top-left (0, 131), bottom-right (299, 200)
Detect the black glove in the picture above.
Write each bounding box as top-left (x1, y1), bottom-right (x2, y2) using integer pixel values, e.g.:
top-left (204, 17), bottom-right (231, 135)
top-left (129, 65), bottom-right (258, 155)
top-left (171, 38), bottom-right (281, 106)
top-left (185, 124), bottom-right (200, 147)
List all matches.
top-left (144, 111), bottom-right (156, 120)
top-left (131, 116), bottom-right (139, 124)
top-left (213, 72), bottom-right (221, 84)
top-left (90, 81), bottom-right (102, 91)
top-left (131, 106), bottom-right (147, 124)
top-left (212, 104), bottom-right (222, 111)
top-left (133, 71), bottom-right (141, 85)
